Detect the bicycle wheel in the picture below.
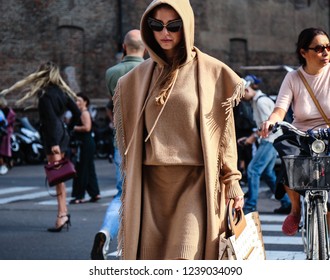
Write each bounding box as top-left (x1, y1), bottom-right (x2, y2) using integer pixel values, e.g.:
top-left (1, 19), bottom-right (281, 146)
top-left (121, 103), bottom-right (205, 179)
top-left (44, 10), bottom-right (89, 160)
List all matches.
top-left (306, 201), bottom-right (318, 260)
top-left (307, 197), bottom-right (328, 260)
top-left (316, 198), bottom-right (328, 259)
top-left (301, 200), bottom-right (309, 258)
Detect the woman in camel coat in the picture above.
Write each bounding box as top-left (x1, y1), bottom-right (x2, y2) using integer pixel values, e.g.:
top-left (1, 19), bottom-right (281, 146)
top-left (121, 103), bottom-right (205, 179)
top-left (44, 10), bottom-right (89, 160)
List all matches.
top-left (114, 0), bottom-right (244, 260)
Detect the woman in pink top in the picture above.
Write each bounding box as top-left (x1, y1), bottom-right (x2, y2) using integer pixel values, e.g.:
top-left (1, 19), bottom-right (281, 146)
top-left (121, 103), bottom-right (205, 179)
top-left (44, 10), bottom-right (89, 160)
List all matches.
top-left (261, 27), bottom-right (330, 236)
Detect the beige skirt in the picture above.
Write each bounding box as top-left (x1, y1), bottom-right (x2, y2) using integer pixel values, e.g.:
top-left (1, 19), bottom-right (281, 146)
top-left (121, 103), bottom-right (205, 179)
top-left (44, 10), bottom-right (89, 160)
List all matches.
top-left (138, 165), bottom-right (206, 260)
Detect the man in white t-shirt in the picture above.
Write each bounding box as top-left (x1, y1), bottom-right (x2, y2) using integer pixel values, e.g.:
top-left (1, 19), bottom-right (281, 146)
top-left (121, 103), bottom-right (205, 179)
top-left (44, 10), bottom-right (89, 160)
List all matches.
top-left (240, 76), bottom-right (291, 214)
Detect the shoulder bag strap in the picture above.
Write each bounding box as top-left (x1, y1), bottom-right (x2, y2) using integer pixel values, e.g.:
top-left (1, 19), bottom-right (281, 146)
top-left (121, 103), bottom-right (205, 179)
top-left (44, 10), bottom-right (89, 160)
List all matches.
top-left (297, 69), bottom-right (330, 126)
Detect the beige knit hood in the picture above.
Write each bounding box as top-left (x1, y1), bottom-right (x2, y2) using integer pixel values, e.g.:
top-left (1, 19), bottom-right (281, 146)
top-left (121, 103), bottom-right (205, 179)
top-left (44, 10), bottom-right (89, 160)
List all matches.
top-left (140, 0), bottom-right (195, 66)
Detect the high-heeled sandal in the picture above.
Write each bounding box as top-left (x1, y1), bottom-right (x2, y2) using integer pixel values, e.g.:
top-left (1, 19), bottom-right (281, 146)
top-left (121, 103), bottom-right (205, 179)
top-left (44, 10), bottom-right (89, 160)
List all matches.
top-left (89, 195), bottom-right (101, 203)
top-left (47, 214), bottom-right (71, 232)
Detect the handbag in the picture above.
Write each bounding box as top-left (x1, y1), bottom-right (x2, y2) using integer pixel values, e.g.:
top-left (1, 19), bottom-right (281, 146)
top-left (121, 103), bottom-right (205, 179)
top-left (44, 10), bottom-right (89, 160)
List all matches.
top-left (218, 199), bottom-right (266, 260)
top-left (44, 157), bottom-right (76, 187)
top-left (297, 69), bottom-right (330, 126)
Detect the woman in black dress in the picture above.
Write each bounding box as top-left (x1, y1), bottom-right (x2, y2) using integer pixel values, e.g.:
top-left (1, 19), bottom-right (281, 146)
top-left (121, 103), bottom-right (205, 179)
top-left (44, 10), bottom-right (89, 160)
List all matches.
top-left (0, 61), bottom-right (81, 232)
top-left (70, 93), bottom-right (100, 204)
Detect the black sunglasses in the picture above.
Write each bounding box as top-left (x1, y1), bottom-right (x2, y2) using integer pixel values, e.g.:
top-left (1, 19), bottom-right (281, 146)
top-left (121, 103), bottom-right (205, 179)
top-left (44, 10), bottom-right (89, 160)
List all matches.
top-left (307, 44), bottom-right (330, 53)
top-left (148, 17), bottom-right (183, 33)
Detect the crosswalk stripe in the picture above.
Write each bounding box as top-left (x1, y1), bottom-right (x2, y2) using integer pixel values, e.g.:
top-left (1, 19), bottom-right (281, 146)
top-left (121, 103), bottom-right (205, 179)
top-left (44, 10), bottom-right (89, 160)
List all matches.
top-left (39, 189), bottom-right (118, 205)
top-left (0, 186), bottom-right (39, 195)
top-left (265, 250), bottom-right (305, 260)
top-left (0, 189), bottom-right (52, 204)
top-left (261, 224), bottom-right (282, 231)
top-left (263, 235), bottom-right (303, 245)
top-left (0, 187), bottom-right (118, 205)
top-left (260, 214), bottom-right (286, 222)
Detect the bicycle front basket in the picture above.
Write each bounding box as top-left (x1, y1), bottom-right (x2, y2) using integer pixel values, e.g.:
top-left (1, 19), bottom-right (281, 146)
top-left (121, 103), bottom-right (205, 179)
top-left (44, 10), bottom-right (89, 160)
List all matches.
top-left (283, 155), bottom-right (330, 191)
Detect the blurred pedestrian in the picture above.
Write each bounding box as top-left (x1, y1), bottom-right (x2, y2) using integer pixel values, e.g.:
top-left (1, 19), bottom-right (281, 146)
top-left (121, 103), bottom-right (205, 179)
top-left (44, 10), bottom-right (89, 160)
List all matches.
top-left (234, 95), bottom-right (256, 184)
top-left (104, 100), bottom-right (114, 163)
top-left (90, 29), bottom-right (145, 260)
top-left (0, 97), bottom-right (16, 174)
top-left (113, 0), bottom-right (244, 260)
top-left (0, 104), bottom-right (9, 174)
top-left (70, 93), bottom-right (101, 204)
top-left (0, 61), bottom-right (81, 232)
top-left (241, 77), bottom-right (291, 214)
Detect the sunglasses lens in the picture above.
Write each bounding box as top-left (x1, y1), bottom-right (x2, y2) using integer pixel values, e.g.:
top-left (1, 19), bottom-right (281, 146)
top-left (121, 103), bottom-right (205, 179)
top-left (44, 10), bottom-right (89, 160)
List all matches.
top-left (166, 21), bottom-right (182, 32)
top-left (313, 45), bottom-right (330, 53)
top-left (148, 19), bottom-right (163, 32)
top-left (315, 46), bottom-right (323, 53)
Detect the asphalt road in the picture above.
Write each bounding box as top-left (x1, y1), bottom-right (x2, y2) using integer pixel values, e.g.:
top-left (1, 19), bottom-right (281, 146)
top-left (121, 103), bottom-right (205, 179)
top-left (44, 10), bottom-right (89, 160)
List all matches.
top-left (0, 158), bottom-right (119, 260)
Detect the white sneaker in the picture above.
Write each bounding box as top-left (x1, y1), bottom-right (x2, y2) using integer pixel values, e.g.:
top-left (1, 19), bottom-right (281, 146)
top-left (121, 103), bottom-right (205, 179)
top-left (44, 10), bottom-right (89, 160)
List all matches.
top-left (90, 230), bottom-right (110, 260)
top-left (0, 165), bottom-right (8, 175)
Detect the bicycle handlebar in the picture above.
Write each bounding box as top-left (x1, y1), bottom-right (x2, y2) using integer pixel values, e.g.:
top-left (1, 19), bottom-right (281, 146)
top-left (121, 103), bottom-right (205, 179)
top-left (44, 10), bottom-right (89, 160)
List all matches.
top-left (272, 121), bottom-right (330, 139)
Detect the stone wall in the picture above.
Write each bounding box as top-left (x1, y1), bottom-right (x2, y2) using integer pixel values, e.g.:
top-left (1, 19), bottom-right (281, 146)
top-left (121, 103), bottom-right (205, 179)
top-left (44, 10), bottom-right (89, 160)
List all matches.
top-left (0, 0), bottom-right (329, 113)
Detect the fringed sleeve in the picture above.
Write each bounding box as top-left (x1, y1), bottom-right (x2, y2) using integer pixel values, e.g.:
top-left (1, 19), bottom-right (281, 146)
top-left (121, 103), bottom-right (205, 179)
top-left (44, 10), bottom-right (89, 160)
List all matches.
top-left (219, 79), bottom-right (245, 199)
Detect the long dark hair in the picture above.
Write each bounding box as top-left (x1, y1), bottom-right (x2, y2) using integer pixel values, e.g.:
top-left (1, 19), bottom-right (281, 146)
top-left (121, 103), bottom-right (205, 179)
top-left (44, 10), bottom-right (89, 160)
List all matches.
top-left (296, 27), bottom-right (330, 66)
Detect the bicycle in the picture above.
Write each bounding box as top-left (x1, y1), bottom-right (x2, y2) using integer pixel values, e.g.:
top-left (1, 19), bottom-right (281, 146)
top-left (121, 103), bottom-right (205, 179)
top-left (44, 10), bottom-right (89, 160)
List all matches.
top-left (272, 121), bottom-right (330, 260)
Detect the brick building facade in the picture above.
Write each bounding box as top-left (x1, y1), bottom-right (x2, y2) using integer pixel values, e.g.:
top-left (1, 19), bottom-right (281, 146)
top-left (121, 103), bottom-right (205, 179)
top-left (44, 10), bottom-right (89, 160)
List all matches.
top-left (0, 0), bottom-right (329, 111)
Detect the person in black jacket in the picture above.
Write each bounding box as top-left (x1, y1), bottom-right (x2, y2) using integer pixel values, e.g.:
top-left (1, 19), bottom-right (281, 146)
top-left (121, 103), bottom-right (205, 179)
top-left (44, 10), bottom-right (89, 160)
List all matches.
top-left (0, 61), bottom-right (81, 232)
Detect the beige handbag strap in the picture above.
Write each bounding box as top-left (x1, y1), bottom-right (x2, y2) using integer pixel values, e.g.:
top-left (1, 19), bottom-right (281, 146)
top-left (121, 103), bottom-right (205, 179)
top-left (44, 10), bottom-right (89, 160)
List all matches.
top-left (297, 69), bottom-right (330, 126)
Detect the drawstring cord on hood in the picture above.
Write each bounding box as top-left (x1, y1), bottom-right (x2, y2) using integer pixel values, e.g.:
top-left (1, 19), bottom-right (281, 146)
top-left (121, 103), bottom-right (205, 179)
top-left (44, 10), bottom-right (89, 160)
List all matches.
top-left (124, 65), bottom-right (164, 155)
top-left (144, 68), bottom-right (179, 142)
top-left (155, 65), bottom-right (179, 105)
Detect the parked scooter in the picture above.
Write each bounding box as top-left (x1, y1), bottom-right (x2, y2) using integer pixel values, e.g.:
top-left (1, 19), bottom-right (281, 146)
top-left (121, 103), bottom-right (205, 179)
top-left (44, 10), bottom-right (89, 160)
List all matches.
top-left (11, 117), bottom-right (45, 165)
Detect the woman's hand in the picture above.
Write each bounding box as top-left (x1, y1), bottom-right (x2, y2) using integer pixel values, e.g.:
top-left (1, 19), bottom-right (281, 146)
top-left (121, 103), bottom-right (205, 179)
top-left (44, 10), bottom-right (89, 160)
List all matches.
top-left (245, 133), bottom-right (257, 145)
top-left (260, 108), bottom-right (286, 138)
top-left (260, 120), bottom-right (274, 138)
top-left (237, 136), bottom-right (247, 146)
top-left (51, 145), bottom-right (61, 155)
top-left (232, 195), bottom-right (244, 209)
top-left (47, 145), bottom-right (62, 162)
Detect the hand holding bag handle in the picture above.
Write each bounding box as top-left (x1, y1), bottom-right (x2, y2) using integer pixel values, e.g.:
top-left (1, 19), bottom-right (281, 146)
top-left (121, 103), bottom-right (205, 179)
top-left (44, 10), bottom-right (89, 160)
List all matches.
top-left (227, 199), bottom-right (247, 238)
top-left (219, 199), bottom-right (266, 260)
top-left (219, 199), bottom-right (246, 260)
top-left (44, 157), bottom-right (76, 196)
top-left (44, 157), bottom-right (76, 186)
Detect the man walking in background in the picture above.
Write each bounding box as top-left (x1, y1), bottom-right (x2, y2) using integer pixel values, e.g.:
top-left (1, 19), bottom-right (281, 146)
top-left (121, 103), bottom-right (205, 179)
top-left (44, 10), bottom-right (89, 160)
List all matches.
top-left (241, 76), bottom-right (291, 214)
top-left (90, 29), bottom-right (145, 260)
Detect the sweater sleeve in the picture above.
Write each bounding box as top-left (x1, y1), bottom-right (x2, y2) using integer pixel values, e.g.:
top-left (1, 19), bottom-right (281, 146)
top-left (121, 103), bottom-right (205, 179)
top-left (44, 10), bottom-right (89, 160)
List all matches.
top-left (219, 108), bottom-right (244, 199)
